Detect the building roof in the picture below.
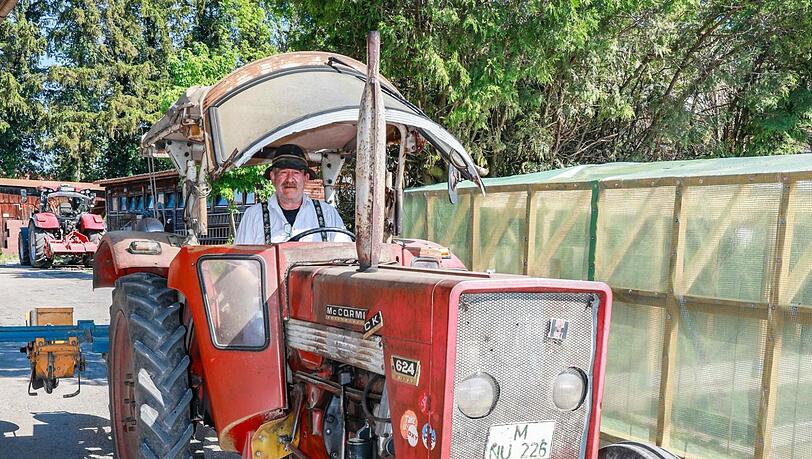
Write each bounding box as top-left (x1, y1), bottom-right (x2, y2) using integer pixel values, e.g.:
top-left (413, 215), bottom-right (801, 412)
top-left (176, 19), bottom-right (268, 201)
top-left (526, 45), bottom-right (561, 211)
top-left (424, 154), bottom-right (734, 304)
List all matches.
top-left (0, 0), bottom-right (17, 19)
top-left (0, 177), bottom-right (104, 192)
top-left (96, 170), bottom-right (179, 186)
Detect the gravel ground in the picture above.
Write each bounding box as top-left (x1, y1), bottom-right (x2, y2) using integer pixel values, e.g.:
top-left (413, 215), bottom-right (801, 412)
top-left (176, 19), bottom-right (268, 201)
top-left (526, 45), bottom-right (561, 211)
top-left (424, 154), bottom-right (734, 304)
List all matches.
top-left (0, 264), bottom-right (237, 458)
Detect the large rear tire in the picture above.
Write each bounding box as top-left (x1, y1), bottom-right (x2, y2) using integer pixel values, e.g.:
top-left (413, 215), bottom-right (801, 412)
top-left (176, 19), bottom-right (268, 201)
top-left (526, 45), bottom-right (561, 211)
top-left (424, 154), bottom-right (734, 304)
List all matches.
top-left (18, 227), bottom-right (30, 265)
top-left (598, 441), bottom-right (680, 459)
top-left (28, 222), bottom-right (52, 268)
top-left (108, 272), bottom-right (193, 459)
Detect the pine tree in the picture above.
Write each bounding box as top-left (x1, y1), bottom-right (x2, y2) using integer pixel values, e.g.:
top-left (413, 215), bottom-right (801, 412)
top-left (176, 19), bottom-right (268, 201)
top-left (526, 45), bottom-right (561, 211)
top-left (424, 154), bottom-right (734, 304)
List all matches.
top-left (43, 0), bottom-right (186, 181)
top-left (0, 0), bottom-right (47, 177)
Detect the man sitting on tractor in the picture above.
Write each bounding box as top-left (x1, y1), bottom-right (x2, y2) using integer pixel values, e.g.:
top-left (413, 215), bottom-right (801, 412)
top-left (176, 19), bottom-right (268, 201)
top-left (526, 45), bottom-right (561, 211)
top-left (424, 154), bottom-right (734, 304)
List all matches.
top-left (234, 144), bottom-right (352, 244)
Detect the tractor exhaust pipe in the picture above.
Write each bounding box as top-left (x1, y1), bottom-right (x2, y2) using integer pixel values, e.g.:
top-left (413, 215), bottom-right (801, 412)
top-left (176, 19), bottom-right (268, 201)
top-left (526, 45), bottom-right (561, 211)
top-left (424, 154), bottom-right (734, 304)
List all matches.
top-left (355, 31), bottom-right (386, 271)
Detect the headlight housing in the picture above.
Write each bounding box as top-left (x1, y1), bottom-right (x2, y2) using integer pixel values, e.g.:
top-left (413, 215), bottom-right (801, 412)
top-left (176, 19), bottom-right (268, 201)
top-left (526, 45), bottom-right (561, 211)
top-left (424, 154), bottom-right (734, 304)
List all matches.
top-left (455, 372), bottom-right (500, 418)
top-left (552, 367), bottom-right (588, 411)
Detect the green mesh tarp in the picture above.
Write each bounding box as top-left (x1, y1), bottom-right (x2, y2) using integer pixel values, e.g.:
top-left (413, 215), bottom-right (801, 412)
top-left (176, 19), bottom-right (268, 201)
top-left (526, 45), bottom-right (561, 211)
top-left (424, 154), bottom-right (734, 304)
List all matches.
top-left (404, 153), bottom-right (812, 459)
top-left (530, 189), bottom-right (592, 280)
top-left (602, 300), bottom-right (665, 442)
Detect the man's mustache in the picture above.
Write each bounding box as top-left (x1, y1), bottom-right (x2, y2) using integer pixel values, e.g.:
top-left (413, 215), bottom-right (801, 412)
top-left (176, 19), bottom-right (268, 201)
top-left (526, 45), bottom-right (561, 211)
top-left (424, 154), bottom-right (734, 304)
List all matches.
top-left (282, 181), bottom-right (298, 188)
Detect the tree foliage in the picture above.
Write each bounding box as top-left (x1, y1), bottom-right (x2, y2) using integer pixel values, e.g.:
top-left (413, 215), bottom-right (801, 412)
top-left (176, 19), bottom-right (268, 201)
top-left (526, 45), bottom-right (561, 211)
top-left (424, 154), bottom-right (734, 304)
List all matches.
top-left (277, 0), bottom-right (812, 181)
top-left (0, 0), bottom-right (810, 187)
top-left (0, 0), bottom-right (47, 178)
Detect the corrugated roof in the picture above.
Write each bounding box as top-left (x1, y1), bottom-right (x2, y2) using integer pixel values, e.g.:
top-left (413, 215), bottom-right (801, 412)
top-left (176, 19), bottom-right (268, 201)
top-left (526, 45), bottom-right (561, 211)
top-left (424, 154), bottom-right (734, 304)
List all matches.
top-left (96, 170), bottom-right (179, 186)
top-left (0, 177), bottom-right (104, 191)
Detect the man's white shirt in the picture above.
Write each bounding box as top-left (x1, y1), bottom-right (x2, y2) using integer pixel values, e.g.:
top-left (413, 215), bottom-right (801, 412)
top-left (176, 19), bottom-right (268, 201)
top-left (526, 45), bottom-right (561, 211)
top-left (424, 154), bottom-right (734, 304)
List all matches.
top-left (234, 194), bottom-right (351, 244)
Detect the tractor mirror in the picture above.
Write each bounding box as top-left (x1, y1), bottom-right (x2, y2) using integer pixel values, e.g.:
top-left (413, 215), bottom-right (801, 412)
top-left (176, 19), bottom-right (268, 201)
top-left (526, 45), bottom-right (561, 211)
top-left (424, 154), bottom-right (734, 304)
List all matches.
top-left (448, 167), bottom-right (460, 204)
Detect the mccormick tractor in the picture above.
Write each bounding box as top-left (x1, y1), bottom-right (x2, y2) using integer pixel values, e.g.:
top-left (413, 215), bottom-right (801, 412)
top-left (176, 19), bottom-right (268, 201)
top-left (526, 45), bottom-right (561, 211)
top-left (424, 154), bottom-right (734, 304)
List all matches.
top-left (19, 184), bottom-right (105, 268)
top-left (94, 34), bottom-right (676, 459)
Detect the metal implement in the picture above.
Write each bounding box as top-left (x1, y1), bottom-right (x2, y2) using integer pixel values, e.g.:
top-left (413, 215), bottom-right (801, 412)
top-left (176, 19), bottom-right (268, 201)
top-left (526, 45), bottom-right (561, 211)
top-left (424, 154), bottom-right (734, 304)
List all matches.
top-left (24, 336), bottom-right (84, 397)
top-left (0, 307), bottom-right (109, 397)
top-left (0, 321), bottom-right (109, 353)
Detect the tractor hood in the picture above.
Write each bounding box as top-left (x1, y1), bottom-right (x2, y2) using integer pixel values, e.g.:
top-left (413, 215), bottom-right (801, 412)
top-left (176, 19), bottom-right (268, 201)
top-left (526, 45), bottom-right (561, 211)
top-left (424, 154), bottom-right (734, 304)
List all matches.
top-left (141, 51), bottom-right (483, 190)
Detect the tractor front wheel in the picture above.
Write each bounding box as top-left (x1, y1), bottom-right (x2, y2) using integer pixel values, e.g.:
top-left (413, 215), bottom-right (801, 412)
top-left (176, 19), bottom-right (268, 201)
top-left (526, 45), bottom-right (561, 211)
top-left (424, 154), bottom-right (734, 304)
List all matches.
top-left (28, 222), bottom-right (51, 268)
top-left (83, 231), bottom-right (104, 267)
top-left (598, 441), bottom-right (680, 459)
top-left (108, 272), bottom-right (193, 459)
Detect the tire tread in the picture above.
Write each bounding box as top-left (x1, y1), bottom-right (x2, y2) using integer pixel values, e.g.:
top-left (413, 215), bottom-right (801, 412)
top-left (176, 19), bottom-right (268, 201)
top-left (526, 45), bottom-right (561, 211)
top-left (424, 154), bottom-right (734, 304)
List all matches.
top-left (109, 273), bottom-right (193, 459)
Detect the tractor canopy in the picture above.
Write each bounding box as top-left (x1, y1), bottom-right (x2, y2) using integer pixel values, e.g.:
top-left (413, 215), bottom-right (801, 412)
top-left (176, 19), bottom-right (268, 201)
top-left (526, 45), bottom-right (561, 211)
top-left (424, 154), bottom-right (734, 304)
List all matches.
top-left (140, 51), bottom-right (483, 189)
top-left (40, 189), bottom-right (95, 215)
top-left (45, 191), bottom-right (93, 201)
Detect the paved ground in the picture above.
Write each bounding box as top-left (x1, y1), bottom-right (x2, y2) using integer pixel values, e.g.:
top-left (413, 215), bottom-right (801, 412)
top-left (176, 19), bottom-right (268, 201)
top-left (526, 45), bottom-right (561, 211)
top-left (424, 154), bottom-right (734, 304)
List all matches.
top-left (0, 264), bottom-right (236, 458)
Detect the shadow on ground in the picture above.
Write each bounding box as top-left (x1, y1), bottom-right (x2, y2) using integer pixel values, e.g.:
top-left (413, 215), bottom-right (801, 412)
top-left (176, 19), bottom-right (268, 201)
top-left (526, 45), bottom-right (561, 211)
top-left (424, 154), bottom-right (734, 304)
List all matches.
top-left (0, 264), bottom-right (93, 280)
top-left (0, 412), bottom-right (112, 457)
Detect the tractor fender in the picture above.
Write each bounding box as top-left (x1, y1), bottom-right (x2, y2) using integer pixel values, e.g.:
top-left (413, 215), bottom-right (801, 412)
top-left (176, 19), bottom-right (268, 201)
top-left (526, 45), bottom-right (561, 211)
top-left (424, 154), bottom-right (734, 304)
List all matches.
top-left (79, 213), bottom-right (106, 231)
top-left (93, 231), bottom-right (184, 289)
top-left (31, 212), bottom-right (60, 230)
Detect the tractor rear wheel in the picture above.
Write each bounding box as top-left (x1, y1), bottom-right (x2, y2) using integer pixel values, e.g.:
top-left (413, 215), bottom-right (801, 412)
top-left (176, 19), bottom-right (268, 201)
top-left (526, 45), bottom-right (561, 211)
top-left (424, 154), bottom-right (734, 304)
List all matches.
top-left (28, 222), bottom-right (51, 268)
top-left (108, 272), bottom-right (193, 459)
top-left (18, 227), bottom-right (30, 265)
top-left (598, 441), bottom-right (680, 459)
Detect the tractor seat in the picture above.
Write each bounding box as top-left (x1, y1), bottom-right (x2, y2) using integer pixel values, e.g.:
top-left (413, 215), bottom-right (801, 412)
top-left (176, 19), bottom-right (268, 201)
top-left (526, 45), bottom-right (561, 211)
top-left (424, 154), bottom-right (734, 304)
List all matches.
top-left (58, 202), bottom-right (75, 216)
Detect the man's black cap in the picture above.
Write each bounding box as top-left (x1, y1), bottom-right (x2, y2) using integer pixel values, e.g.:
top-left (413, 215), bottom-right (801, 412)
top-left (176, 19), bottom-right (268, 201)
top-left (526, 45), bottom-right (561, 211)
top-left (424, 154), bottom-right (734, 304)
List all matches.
top-left (264, 144), bottom-right (316, 179)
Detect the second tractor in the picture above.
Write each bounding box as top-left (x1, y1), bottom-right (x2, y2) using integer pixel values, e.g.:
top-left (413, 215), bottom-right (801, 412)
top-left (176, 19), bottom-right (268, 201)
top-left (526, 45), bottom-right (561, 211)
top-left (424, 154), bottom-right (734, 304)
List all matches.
top-left (19, 184), bottom-right (105, 268)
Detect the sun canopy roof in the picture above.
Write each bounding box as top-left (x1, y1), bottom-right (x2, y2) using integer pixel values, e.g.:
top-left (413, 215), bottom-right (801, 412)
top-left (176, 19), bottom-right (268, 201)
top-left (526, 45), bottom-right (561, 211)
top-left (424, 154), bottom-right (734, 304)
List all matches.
top-left (141, 51), bottom-right (482, 188)
top-left (47, 191), bottom-right (93, 201)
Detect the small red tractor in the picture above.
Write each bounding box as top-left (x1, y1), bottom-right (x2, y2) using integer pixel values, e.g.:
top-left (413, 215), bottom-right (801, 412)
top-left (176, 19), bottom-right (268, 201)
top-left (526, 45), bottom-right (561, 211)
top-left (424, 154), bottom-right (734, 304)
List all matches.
top-left (94, 34), bottom-right (676, 459)
top-left (19, 184), bottom-right (106, 268)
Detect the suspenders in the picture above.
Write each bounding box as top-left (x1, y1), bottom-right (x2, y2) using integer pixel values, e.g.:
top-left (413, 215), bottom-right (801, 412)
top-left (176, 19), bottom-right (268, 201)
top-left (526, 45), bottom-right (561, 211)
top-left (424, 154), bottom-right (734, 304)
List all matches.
top-left (261, 199), bottom-right (327, 243)
top-left (313, 200), bottom-right (327, 242)
top-left (261, 200), bottom-right (272, 245)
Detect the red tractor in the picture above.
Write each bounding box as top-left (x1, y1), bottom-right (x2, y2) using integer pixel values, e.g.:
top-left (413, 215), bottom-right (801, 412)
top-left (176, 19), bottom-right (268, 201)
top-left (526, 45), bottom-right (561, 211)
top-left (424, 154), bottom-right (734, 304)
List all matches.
top-left (19, 185), bottom-right (105, 268)
top-left (94, 35), bottom-right (676, 459)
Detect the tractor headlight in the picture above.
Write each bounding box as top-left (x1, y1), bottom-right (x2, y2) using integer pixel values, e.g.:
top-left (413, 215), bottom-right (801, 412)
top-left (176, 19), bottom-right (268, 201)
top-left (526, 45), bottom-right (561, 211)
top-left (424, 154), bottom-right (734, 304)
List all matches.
top-left (552, 367), bottom-right (587, 411)
top-left (411, 256), bottom-right (440, 269)
top-left (127, 240), bottom-right (162, 255)
top-left (455, 372), bottom-right (499, 418)
top-left (199, 257), bottom-right (268, 349)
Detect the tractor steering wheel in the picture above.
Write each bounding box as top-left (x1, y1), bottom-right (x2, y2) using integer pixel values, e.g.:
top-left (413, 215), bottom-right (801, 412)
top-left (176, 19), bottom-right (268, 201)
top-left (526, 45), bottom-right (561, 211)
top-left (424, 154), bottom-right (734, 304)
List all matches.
top-left (286, 227), bottom-right (356, 242)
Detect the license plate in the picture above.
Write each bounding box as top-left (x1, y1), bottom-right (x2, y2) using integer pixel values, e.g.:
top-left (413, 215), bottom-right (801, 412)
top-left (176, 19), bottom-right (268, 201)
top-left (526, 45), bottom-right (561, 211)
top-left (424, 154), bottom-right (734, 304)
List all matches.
top-left (484, 421), bottom-right (555, 459)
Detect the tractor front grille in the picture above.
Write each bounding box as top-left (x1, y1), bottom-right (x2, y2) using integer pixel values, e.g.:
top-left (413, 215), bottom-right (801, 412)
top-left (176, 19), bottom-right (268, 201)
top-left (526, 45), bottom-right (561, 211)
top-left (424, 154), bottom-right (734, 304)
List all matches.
top-left (449, 292), bottom-right (598, 459)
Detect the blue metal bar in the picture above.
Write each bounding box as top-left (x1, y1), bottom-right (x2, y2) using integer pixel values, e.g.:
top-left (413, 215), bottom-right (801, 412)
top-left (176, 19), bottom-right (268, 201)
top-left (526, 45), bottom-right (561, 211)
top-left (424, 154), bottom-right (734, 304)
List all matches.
top-left (0, 320), bottom-right (109, 354)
